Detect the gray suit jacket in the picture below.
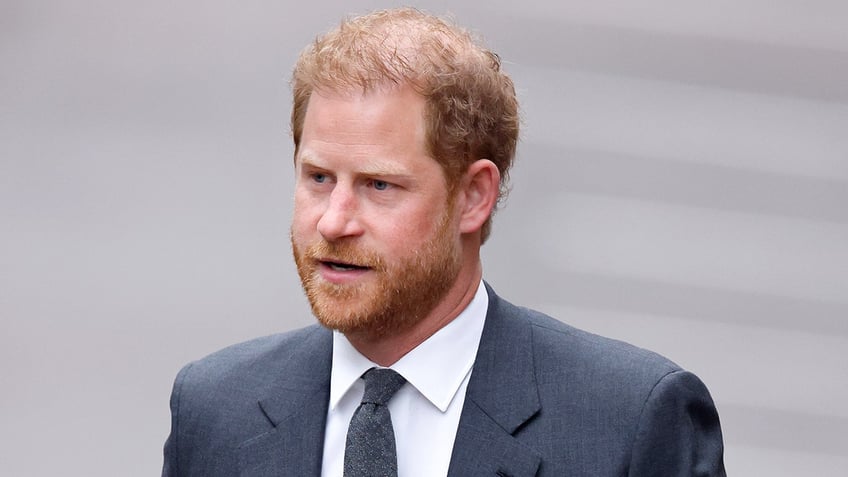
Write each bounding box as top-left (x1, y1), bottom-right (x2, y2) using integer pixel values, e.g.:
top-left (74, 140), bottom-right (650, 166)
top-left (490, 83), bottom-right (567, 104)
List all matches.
top-left (163, 285), bottom-right (725, 476)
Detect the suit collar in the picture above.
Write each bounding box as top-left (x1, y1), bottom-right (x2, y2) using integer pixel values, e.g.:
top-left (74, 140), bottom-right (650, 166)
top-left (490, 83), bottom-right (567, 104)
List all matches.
top-left (238, 326), bottom-right (333, 476)
top-left (448, 283), bottom-right (542, 477)
top-left (235, 284), bottom-right (543, 476)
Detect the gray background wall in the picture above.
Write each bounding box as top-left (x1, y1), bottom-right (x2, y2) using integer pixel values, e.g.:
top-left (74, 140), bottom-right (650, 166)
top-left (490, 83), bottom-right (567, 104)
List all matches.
top-left (2, 0), bottom-right (846, 475)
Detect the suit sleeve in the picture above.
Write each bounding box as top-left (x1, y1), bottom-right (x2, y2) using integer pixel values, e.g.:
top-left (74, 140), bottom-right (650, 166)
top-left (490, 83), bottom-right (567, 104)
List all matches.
top-left (162, 362), bottom-right (193, 477)
top-left (628, 370), bottom-right (726, 477)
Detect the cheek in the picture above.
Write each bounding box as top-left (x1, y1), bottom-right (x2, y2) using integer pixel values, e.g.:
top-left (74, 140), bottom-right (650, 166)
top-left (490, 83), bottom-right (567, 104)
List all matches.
top-left (293, 184), bottom-right (325, 215)
top-left (381, 207), bottom-right (445, 246)
top-left (291, 197), bottom-right (320, 237)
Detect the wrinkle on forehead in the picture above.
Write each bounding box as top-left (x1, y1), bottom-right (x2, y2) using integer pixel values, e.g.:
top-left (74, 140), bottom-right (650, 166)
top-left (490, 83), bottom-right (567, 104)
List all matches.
top-left (298, 86), bottom-right (428, 151)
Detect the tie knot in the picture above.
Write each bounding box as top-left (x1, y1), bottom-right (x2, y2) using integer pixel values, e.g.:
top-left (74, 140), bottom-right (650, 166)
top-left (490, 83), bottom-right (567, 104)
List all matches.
top-left (361, 368), bottom-right (406, 405)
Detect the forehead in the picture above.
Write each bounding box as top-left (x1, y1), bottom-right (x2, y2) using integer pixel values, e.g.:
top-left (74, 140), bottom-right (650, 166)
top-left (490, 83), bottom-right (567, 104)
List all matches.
top-left (303, 85), bottom-right (427, 130)
top-left (296, 86), bottom-right (432, 167)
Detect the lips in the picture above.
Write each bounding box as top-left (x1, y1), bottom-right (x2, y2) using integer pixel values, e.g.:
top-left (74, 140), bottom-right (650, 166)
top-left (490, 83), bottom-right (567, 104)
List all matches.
top-left (321, 260), bottom-right (371, 272)
top-left (314, 257), bottom-right (376, 285)
top-left (298, 240), bottom-right (384, 282)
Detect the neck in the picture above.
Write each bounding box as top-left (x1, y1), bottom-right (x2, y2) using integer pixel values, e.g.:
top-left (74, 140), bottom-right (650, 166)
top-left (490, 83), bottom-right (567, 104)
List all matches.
top-left (344, 257), bottom-right (482, 367)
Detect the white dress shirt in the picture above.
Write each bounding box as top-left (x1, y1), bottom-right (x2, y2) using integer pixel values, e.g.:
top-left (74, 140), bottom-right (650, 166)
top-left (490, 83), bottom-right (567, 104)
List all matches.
top-left (320, 280), bottom-right (488, 477)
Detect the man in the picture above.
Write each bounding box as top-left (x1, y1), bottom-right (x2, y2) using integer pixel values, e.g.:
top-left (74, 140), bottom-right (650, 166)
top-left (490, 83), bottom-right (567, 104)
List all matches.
top-left (163, 8), bottom-right (725, 477)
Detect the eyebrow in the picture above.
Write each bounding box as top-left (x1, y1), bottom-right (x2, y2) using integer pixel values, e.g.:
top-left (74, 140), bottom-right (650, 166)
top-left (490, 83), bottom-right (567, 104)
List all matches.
top-left (298, 154), bottom-right (412, 177)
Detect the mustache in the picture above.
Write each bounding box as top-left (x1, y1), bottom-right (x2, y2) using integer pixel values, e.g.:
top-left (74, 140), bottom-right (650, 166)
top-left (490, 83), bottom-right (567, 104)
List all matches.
top-left (303, 240), bottom-right (385, 270)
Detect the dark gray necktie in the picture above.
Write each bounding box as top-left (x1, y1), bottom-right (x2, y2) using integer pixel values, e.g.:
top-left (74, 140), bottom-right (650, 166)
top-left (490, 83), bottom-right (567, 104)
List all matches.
top-left (343, 367), bottom-right (407, 477)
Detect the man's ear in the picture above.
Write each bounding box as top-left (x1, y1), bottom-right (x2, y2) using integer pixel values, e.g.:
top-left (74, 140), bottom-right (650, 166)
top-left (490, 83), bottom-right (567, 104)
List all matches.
top-left (458, 159), bottom-right (500, 234)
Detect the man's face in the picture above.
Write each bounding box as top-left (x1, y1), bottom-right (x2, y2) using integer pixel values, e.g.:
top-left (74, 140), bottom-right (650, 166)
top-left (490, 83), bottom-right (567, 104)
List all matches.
top-left (291, 86), bottom-right (462, 337)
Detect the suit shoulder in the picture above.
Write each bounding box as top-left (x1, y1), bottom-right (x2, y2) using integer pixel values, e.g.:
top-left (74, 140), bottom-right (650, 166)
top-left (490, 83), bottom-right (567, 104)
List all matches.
top-left (174, 325), bottom-right (330, 393)
top-left (194, 325), bottom-right (324, 364)
top-left (164, 327), bottom-right (332, 474)
top-left (509, 302), bottom-right (681, 384)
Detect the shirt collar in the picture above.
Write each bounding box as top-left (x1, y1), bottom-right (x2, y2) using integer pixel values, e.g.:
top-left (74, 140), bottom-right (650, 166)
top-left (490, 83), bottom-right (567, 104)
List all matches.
top-left (328, 280), bottom-right (489, 412)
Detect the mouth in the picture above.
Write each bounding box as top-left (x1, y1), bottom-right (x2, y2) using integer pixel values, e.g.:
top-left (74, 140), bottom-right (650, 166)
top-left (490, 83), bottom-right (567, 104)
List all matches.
top-left (319, 260), bottom-right (371, 272)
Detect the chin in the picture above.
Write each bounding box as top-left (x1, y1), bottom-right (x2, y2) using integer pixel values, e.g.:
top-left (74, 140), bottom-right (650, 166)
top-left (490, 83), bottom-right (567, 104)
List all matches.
top-left (310, 296), bottom-right (425, 339)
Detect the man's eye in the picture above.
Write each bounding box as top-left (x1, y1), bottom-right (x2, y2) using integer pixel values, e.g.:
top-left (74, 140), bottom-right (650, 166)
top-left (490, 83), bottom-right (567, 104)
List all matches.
top-left (311, 173), bottom-right (327, 183)
top-left (372, 180), bottom-right (390, 191)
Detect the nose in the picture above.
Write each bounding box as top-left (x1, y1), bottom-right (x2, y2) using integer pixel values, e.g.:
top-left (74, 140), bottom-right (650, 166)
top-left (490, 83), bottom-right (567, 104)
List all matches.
top-left (316, 185), bottom-right (364, 241)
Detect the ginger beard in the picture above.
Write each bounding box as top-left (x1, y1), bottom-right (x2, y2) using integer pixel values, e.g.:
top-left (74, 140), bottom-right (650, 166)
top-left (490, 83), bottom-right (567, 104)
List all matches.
top-left (291, 207), bottom-right (462, 338)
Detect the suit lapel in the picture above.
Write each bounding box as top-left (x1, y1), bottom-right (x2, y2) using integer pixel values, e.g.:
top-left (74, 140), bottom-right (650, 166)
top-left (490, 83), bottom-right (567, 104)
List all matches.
top-left (234, 285), bottom-right (542, 476)
top-left (238, 327), bottom-right (333, 476)
top-left (448, 285), bottom-right (542, 477)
